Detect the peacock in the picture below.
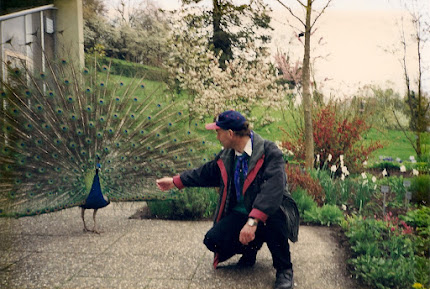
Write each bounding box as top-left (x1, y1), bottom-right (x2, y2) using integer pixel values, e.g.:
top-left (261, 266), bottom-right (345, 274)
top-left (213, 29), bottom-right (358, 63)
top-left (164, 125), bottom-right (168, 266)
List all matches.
top-left (0, 51), bottom-right (208, 233)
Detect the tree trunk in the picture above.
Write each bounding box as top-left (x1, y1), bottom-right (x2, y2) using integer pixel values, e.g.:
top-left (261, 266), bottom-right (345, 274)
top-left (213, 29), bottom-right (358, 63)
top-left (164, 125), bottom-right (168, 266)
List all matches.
top-left (302, 0), bottom-right (314, 169)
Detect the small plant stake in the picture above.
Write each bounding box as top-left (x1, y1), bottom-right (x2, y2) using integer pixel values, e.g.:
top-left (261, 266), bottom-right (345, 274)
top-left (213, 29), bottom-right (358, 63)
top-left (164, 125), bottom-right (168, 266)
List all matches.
top-left (403, 180), bottom-right (411, 208)
top-left (381, 185), bottom-right (390, 216)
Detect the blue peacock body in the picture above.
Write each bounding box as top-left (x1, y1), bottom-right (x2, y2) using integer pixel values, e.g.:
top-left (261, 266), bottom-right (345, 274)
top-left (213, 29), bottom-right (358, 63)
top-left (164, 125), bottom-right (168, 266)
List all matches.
top-left (0, 54), bottom-right (207, 218)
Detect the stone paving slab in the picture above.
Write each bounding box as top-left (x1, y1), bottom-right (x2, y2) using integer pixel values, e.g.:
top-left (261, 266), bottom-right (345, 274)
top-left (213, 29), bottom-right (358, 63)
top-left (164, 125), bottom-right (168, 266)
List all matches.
top-left (0, 202), bottom-right (367, 289)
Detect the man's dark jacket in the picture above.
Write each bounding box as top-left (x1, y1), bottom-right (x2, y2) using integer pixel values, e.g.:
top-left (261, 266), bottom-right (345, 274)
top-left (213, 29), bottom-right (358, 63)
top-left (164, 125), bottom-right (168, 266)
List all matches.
top-left (173, 132), bottom-right (299, 243)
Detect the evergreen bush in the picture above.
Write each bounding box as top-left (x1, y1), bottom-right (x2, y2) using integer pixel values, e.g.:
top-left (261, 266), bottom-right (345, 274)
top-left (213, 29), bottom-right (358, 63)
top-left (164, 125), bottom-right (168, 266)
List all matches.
top-left (147, 187), bottom-right (218, 220)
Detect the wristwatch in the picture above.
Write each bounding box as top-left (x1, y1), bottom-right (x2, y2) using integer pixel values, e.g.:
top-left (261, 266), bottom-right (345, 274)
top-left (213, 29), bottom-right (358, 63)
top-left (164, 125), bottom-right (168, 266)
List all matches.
top-left (247, 218), bottom-right (258, 227)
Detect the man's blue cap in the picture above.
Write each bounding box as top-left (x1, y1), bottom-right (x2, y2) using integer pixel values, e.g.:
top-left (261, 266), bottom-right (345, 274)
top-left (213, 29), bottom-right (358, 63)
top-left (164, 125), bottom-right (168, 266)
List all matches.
top-left (205, 110), bottom-right (246, 131)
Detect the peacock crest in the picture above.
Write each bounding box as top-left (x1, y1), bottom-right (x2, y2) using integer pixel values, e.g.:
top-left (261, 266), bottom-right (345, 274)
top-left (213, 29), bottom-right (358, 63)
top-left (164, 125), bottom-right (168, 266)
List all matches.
top-left (0, 52), bottom-right (207, 218)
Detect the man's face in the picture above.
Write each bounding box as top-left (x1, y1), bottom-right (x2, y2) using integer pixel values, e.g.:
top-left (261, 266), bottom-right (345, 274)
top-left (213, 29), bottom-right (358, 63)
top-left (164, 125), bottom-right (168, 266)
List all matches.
top-left (216, 129), bottom-right (233, 149)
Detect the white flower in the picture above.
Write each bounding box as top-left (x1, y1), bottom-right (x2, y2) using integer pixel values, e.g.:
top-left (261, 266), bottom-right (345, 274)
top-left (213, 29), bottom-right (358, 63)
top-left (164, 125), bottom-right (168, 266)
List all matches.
top-left (341, 204), bottom-right (347, 211)
top-left (339, 155), bottom-right (344, 162)
top-left (409, 155), bottom-right (415, 161)
top-left (363, 160), bottom-right (368, 166)
top-left (413, 169), bottom-right (419, 176)
top-left (362, 179), bottom-right (368, 186)
top-left (400, 165), bottom-right (406, 172)
top-left (374, 184), bottom-right (377, 190)
top-left (316, 154), bottom-right (320, 163)
top-left (361, 172), bottom-right (367, 179)
top-left (330, 165), bottom-right (337, 173)
top-left (341, 174), bottom-right (345, 181)
top-left (342, 166), bottom-right (350, 176)
top-left (328, 154), bottom-right (332, 162)
top-left (382, 169), bottom-right (387, 177)
top-left (372, 176), bottom-right (377, 183)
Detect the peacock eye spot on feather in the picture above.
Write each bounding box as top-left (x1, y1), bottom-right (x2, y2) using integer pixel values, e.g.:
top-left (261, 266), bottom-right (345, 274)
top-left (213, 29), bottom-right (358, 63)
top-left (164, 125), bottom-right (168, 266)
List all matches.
top-left (202, 141), bottom-right (206, 144)
top-left (100, 82), bottom-right (105, 87)
top-left (64, 79), bottom-right (69, 84)
top-left (130, 114), bottom-right (135, 119)
top-left (102, 65), bottom-right (108, 71)
top-left (119, 82), bottom-right (124, 86)
top-left (133, 98), bottom-right (138, 102)
top-left (178, 111), bottom-right (182, 116)
top-left (25, 90), bottom-right (31, 96)
top-left (157, 104), bottom-right (161, 107)
top-left (61, 59), bottom-right (67, 64)
top-left (147, 116), bottom-right (151, 120)
top-left (40, 72), bottom-right (45, 78)
top-left (26, 172), bottom-right (32, 178)
top-left (48, 91), bottom-right (54, 97)
top-left (52, 153), bottom-right (58, 158)
top-left (86, 87), bottom-right (91, 93)
top-left (38, 168), bottom-right (46, 173)
top-left (140, 84), bottom-right (145, 88)
top-left (0, 90), bottom-right (6, 97)
top-left (99, 99), bottom-right (104, 104)
top-left (83, 67), bottom-right (89, 74)
top-left (168, 122), bottom-right (172, 126)
top-left (187, 131), bottom-right (191, 135)
top-left (115, 97), bottom-right (120, 101)
top-left (57, 109), bottom-right (63, 114)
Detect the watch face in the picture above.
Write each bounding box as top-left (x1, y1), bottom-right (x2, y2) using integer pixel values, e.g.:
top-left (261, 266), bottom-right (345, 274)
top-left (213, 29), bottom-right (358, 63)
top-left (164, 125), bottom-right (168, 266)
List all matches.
top-left (247, 218), bottom-right (256, 226)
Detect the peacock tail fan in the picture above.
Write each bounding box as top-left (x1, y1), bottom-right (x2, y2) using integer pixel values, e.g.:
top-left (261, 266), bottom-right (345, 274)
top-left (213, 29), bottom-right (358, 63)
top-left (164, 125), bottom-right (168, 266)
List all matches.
top-left (0, 53), bottom-right (208, 218)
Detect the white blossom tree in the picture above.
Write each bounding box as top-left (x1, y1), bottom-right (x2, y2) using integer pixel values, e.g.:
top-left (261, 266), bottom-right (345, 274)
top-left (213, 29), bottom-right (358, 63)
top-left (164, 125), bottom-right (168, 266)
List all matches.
top-left (166, 14), bottom-right (291, 126)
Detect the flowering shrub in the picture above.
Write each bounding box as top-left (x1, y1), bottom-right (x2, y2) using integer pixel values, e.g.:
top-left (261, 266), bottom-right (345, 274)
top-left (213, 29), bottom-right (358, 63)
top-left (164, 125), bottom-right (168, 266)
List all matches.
top-left (341, 211), bottom-right (429, 288)
top-left (285, 164), bottom-right (325, 206)
top-left (282, 102), bottom-right (383, 173)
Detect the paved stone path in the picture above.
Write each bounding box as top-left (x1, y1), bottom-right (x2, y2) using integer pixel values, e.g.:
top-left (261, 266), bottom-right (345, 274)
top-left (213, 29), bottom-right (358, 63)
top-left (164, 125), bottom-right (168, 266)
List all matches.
top-left (0, 202), bottom-right (367, 289)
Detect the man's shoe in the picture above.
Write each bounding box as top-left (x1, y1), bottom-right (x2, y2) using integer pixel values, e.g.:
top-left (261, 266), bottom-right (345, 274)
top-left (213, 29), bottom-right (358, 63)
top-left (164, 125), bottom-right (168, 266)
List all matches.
top-left (274, 269), bottom-right (293, 289)
top-left (236, 252), bottom-right (257, 268)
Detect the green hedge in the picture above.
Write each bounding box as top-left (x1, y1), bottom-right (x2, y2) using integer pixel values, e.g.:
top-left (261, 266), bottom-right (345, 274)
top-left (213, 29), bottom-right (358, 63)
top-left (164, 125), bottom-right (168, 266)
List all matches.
top-left (147, 187), bottom-right (218, 220)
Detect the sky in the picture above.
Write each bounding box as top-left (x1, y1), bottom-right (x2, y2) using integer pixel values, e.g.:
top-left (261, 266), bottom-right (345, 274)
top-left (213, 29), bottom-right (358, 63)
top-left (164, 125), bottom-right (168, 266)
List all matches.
top-left (110, 0), bottom-right (430, 97)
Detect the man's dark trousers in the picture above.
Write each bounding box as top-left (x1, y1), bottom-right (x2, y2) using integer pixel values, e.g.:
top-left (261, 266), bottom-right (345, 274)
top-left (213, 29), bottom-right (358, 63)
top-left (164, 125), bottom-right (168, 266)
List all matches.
top-left (204, 210), bottom-right (293, 270)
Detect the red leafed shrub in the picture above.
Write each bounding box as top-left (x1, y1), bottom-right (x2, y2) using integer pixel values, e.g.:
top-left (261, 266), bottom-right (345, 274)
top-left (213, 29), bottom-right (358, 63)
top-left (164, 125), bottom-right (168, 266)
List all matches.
top-left (286, 164), bottom-right (325, 206)
top-left (282, 103), bottom-right (383, 173)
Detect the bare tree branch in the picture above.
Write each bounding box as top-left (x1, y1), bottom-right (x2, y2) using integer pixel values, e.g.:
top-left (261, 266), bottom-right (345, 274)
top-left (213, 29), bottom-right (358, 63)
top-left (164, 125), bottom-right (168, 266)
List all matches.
top-left (311, 0), bottom-right (333, 29)
top-left (276, 0), bottom-right (306, 27)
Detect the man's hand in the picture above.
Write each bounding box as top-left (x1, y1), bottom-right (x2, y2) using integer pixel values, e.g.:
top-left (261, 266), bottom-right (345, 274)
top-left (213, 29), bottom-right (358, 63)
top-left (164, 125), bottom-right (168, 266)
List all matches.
top-left (156, 177), bottom-right (175, 191)
top-left (239, 223), bottom-right (257, 245)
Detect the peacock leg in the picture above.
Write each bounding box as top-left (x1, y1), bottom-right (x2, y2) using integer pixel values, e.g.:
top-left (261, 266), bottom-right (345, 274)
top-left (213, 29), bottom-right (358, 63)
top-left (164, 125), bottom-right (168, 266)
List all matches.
top-left (92, 209), bottom-right (102, 234)
top-left (82, 208), bottom-right (91, 232)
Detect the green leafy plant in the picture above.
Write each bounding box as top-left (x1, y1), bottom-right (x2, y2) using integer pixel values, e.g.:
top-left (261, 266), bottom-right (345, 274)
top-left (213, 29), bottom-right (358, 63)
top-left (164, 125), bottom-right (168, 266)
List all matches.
top-left (341, 213), bottom-right (427, 288)
top-left (291, 186), bottom-right (317, 216)
top-left (147, 187), bottom-right (218, 220)
top-left (410, 175), bottom-right (430, 205)
top-left (303, 204), bottom-right (344, 226)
